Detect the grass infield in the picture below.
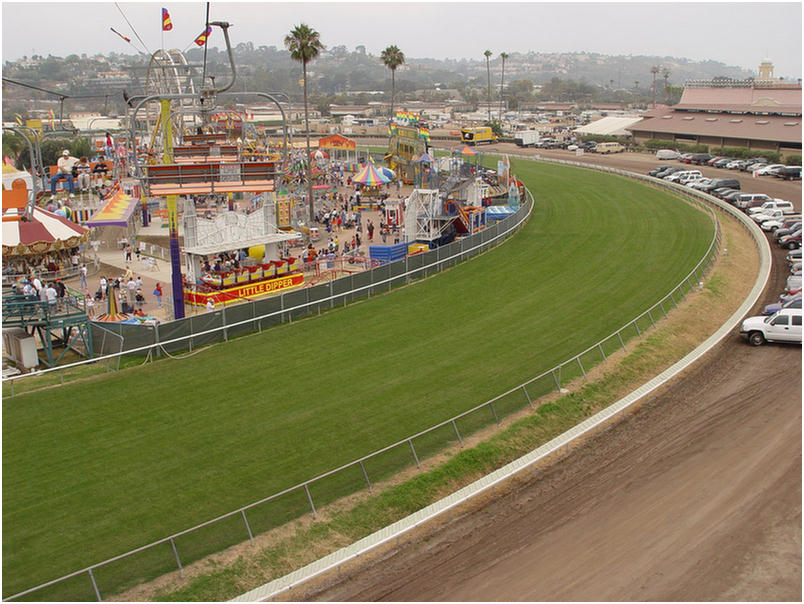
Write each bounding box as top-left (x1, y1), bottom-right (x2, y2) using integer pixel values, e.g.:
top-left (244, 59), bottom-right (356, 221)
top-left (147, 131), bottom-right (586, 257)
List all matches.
top-left (2, 159), bottom-right (713, 599)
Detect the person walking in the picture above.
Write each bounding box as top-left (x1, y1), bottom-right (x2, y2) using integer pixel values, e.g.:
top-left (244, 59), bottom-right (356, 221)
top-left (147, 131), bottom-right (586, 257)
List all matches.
top-left (79, 264), bottom-right (88, 290)
top-left (153, 283), bottom-right (163, 308)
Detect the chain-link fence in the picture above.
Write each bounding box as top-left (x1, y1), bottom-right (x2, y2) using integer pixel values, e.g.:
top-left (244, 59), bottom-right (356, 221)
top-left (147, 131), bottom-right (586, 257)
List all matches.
top-left (4, 161), bottom-right (741, 602)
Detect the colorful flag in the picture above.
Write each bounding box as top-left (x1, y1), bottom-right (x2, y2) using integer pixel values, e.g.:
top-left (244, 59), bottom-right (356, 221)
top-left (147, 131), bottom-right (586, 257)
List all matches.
top-left (48, 109), bottom-right (55, 119)
top-left (162, 8), bottom-right (173, 31)
top-left (110, 27), bottom-right (131, 43)
top-left (194, 26), bottom-right (212, 46)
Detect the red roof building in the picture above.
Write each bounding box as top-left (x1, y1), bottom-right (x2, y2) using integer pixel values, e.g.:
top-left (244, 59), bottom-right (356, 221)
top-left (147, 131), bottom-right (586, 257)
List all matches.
top-left (628, 76), bottom-right (802, 154)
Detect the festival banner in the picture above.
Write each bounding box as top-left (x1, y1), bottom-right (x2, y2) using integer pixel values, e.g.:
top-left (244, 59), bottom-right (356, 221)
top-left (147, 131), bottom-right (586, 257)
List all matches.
top-left (184, 273), bottom-right (304, 305)
top-left (194, 26), bottom-right (212, 46)
top-left (162, 8), bottom-right (173, 31)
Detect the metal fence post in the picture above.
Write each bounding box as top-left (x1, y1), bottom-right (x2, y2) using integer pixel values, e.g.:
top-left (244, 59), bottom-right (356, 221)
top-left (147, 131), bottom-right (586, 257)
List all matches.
top-left (408, 439), bottom-right (420, 468)
top-left (359, 461), bottom-right (372, 491)
top-left (633, 320), bottom-right (641, 336)
top-left (576, 356), bottom-right (586, 377)
top-left (659, 300), bottom-right (667, 317)
top-left (521, 385), bottom-right (534, 408)
top-left (303, 484), bottom-right (317, 518)
top-left (598, 343), bottom-right (607, 361)
top-left (551, 370), bottom-right (561, 391)
top-left (451, 420), bottom-right (463, 447)
top-left (489, 402), bottom-right (500, 425)
top-left (169, 538), bottom-right (183, 576)
top-left (87, 568), bottom-right (102, 602)
top-left (241, 509), bottom-right (254, 546)
top-left (647, 309), bottom-right (656, 327)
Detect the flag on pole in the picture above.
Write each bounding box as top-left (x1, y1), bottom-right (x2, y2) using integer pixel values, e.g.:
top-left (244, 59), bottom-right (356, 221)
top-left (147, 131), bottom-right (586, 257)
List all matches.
top-left (194, 26), bottom-right (212, 46)
top-left (49, 109), bottom-right (55, 119)
top-left (162, 8), bottom-right (173, 31)
top-left (110, 27), bottom-right (132, 43)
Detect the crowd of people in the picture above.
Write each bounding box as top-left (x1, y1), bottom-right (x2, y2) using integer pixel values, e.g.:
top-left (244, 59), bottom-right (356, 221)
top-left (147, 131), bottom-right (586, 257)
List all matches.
top-left (3, 249), bottom-right (85, 281)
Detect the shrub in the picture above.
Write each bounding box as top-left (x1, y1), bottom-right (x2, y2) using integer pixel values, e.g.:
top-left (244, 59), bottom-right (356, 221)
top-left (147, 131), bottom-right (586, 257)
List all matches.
top-left (785, 154), bottom-right (801, 166)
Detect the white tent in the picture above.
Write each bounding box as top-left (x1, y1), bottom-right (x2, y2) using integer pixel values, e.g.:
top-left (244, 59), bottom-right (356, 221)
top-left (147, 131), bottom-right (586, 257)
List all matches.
top-left (574, 116), bottom-right (643, 137)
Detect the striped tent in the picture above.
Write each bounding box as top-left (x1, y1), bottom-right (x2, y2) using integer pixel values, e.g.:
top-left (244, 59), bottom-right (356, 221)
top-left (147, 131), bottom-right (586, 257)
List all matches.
top-left (353, 164), bottom-right (391, 186)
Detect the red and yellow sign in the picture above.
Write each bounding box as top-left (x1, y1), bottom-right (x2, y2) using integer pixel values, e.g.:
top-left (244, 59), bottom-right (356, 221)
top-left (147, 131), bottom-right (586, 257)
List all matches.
top-left (185, 273), bottom-right (304, 306)
top-left (318, 134), bottom-right (356, 151)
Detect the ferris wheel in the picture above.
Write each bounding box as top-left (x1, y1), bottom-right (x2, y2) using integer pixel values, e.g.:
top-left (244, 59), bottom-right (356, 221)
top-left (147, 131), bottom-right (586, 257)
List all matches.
top-left (144, 49), bottom-right (200, 152)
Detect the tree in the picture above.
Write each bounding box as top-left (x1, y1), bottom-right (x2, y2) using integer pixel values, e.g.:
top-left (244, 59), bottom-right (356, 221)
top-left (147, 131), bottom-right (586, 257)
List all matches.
top-left (483, 50), bottom-right (492, 123)
top-left (380, 45), bottom-right (405, 119)
top-left (499, 52), bottom-right (509, 120)
top-left (284, 23), bottom-right (324, 223)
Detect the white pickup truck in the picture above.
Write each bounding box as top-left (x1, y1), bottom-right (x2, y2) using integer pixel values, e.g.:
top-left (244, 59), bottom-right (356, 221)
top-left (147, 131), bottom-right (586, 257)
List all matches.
top-left (751, 208), bottom-right (797, 224)
top-left (747, 199), bottom-right (795, 216)
top-left (740, 308), bottom-right (802, 345)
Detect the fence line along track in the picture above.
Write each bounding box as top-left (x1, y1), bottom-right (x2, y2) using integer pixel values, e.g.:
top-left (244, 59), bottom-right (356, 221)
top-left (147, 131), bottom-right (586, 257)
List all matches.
top-left (4, 158), bottom-right (729, 602)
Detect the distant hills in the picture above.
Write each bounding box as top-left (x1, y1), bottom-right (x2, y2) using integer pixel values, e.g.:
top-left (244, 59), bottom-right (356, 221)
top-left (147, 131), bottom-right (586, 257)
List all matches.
top-left (2, 46), bottom-right (760, 117)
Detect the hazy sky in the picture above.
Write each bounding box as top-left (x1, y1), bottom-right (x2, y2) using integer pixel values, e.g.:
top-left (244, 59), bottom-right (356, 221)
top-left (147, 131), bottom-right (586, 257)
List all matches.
top-left (2, 1), bottom-right (802, 79)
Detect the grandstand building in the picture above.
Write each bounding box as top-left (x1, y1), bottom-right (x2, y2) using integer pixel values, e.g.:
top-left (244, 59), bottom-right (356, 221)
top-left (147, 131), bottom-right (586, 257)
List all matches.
top-left (628, 60), bottom-right (802, 154)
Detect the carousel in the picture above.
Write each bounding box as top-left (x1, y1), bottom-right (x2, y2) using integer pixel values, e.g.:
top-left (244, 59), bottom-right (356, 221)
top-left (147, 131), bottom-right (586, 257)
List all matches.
top-left (2, 164), bottom-right (90, 278)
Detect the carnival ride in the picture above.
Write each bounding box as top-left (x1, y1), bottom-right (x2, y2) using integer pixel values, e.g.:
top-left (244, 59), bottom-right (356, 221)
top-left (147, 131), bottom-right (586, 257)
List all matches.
top-left (2, 163), bottom-right (94, 368)
top-left (124, 22), bottom-right (302, 317)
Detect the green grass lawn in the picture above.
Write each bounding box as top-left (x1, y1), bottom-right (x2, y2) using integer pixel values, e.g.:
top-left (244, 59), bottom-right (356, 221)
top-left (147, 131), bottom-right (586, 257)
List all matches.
top-left (2, 160), bottom-right (713, 599)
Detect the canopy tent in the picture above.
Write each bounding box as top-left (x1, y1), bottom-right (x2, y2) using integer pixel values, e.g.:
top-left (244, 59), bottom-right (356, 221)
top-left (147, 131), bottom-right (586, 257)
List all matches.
top-left (485, 205), bottom-right (516, 221)
top-left (460, 146), bottom-right (476, 155)
top-left (379, 167), bottom-right (396, 180)
top-left (573, 116), bottom-right (642, 137)
top-left (414, 152), bottom-right (437, 165)
top-left (353, 164), bottom-right (391, 186)
top-left (85, 190), bottom-right (139, 227)
top-left (2, 206), bottom-right (90, 256)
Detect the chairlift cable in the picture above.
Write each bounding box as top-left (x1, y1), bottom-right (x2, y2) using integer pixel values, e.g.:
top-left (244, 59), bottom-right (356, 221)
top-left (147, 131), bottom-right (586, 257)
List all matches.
top-left (114, 2), bottom-right (152, 56)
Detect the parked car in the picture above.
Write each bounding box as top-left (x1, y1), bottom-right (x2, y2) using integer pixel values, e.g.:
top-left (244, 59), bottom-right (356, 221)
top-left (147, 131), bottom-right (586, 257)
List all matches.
top-left (698, 178), bottom-right (741, 194)
top-left (666, 170), bottom-right (703, 184)
top-left (740, 157), bottom-right (769, 172)
top-left (780, 288), bottom-right (802, 303)
top-left (769, 220), bottom-right (802, 237)
top-left (740, 308), bottom-right (802, 345)
top-left (712, 187), bottom-right (740, 199)
top-left (786, 274), bottom-right (802, 291)
top-left (723, 190), bottom-right (746, 204)
top-left (687, 178), bottom-right (713, 190)
top-left (726, 159), bottom-right (748, 170)
top-left (775, 166), bottom-right (802, 180)
top-left (791, 261), bottom-right (802, 273)
top-left (648, 165), bottom-right (673, 176)
top-left (734, 193), bottom-right (774, 209)
top-left (751, 209), bottom-right (796, 224)
top-left (656, 166), bottom-right (684, 179)
top-left (711, 157), bottom-right (733, 168)
top-left (754, 163), bottom-right (786, 176)
top-left (762, 295), bottom-right (801, 316)
top-left (787, 249), bottom-right (802, 263)
top-left (747, 200), bottom-right (795, 216)
top-left (656, 149), bottom-right (680, 160)
top-left (680, 153), bottom-right (695, 163)
top-left (760, 216), bottom-right (799, 232)
top-left (778, 231), bottom-right (802, 250)
top-left (689, 153), bottom-right (714, 165)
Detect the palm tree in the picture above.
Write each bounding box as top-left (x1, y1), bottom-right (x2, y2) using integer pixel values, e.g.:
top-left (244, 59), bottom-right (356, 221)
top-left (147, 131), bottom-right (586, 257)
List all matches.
top-left (499, 52), bottom-right (509, 120)
top-left (285, 23), bottom-right (324, 223)
top-left (380, 45), bottom-right (405, 119)
top-left (484, 50), bottom-right (492, 122)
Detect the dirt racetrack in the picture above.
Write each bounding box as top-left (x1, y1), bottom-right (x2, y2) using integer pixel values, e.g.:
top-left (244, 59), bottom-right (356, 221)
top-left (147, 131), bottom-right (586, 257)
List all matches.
top-left (299, 146), bottom-right (802, 602)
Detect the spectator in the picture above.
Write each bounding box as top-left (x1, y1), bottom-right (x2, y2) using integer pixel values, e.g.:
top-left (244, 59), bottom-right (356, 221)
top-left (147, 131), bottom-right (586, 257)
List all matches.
top-left (50, 150), bottom-right (77, 199)
top-left (153, 283), bottom-right (163, 308)
top-left (75, 157), bottom-right (92, 192)
top-left (206, 299), bottom-right (215, 312)
top-left (104, 132), bottom-right (114, 159)
top-left (79, 264), bottom-right (88, 289)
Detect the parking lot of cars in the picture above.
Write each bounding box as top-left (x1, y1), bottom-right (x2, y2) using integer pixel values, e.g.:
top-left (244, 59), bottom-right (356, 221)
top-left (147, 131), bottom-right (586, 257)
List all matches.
top-left (647, 153), bottom-right (802, 347)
